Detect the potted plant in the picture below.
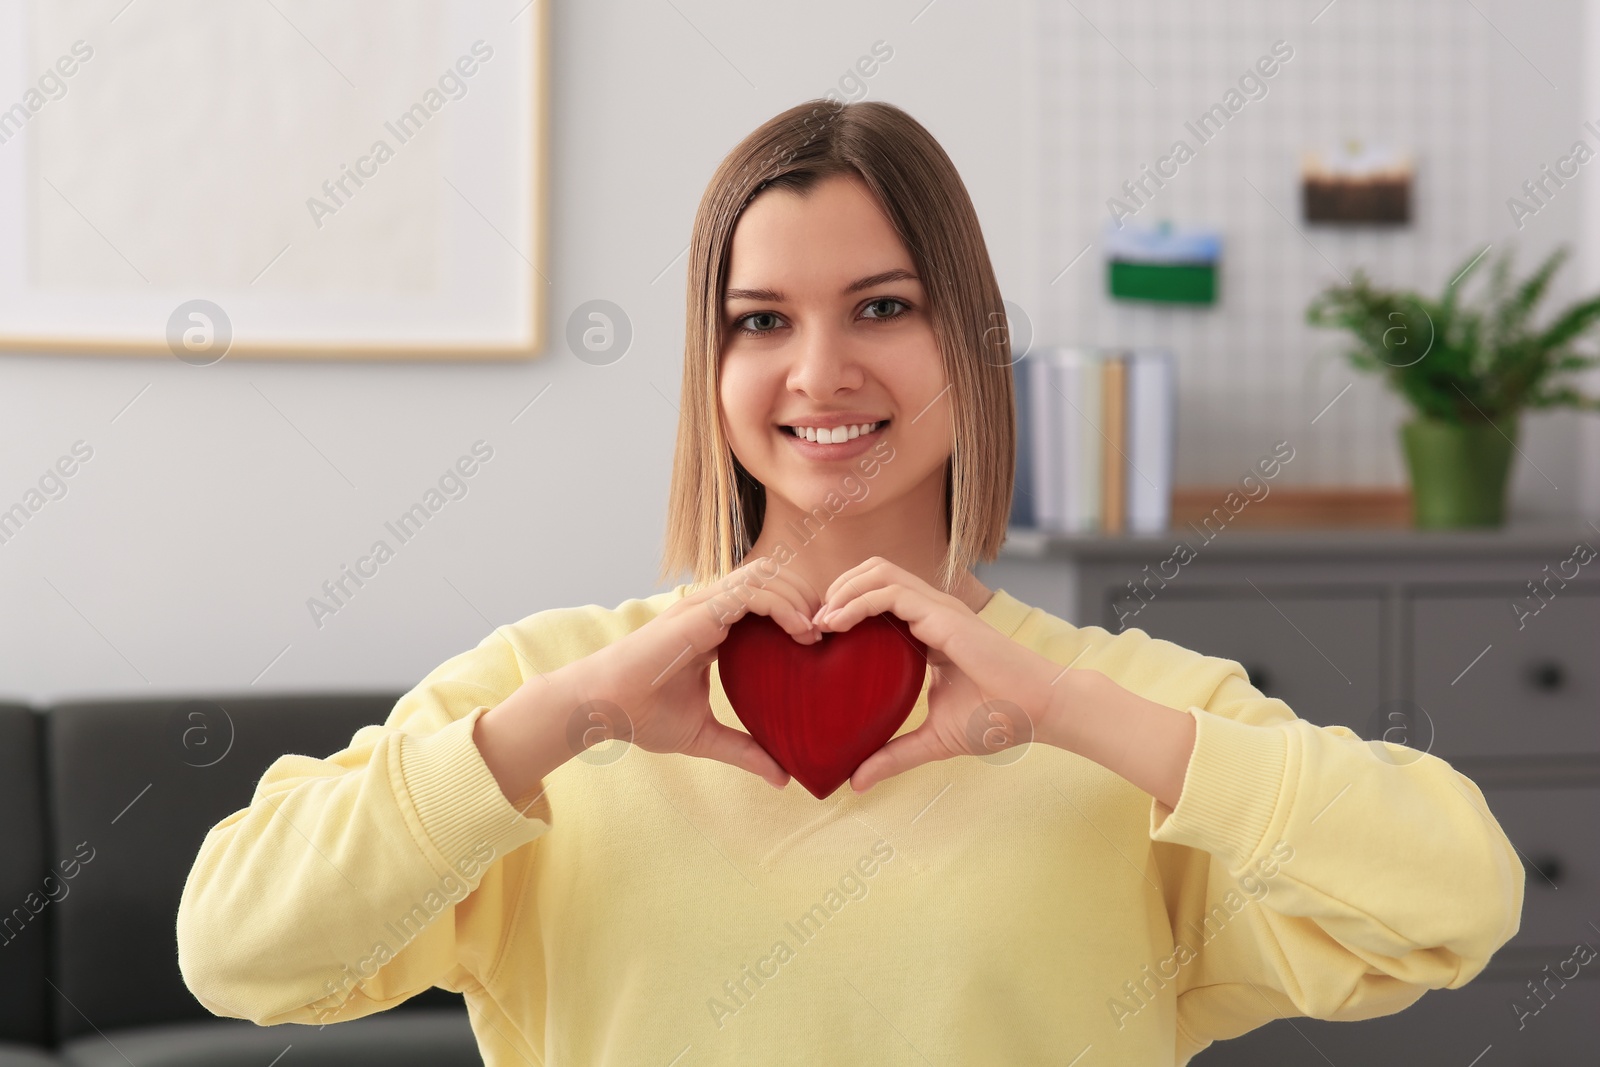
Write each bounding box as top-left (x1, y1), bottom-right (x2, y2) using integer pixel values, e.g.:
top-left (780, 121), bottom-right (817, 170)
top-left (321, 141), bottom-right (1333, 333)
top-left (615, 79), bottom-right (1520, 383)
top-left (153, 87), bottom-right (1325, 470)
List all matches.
top-left (1307, 244), bottom-right (1600, 527)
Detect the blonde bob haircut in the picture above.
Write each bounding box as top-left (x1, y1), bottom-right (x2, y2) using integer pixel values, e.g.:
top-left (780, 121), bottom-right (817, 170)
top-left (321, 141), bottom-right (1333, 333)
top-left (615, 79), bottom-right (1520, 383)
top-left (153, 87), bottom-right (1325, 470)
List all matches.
top-left (658, 98), bottom-right (1015, 595)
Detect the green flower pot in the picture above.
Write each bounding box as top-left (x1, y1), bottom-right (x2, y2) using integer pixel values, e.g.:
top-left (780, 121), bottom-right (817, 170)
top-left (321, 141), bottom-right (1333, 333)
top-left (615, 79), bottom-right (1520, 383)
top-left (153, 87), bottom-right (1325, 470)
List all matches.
top-left (1400, 414), bottom-right (1517, 528)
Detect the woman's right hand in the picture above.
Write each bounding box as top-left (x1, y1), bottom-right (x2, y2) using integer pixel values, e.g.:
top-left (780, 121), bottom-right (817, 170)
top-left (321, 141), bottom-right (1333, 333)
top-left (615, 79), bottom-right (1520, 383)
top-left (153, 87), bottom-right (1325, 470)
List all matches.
top-left (561, 557), bottom-right (822, 788)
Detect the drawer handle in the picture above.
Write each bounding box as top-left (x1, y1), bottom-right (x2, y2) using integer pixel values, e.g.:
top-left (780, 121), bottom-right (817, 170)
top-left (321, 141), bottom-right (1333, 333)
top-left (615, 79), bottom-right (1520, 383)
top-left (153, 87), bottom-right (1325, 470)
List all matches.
top-left (1522, 853), bottom-right (1565, 887)
top-left (1241, 663), bottom-right (1272, 696)
top-left (1526, 661), bottom-right (1567, 692)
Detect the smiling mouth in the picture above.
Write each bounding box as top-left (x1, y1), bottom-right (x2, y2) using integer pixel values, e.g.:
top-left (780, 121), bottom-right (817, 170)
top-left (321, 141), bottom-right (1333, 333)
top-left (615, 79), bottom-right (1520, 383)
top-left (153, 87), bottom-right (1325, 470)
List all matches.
top-left (778, 419), bottom-right (890, 444)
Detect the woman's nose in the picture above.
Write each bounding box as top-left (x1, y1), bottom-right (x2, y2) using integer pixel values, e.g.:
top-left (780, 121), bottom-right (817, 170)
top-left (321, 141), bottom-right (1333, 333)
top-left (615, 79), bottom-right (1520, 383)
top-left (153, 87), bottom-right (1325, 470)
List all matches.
top-left (787, 324), bottom-right (865, 394)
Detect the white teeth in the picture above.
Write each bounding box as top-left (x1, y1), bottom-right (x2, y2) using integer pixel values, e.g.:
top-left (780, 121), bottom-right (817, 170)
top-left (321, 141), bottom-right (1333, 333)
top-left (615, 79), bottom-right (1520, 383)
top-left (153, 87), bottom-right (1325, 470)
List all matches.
top-left (787, 420), bottom-right (884, 442)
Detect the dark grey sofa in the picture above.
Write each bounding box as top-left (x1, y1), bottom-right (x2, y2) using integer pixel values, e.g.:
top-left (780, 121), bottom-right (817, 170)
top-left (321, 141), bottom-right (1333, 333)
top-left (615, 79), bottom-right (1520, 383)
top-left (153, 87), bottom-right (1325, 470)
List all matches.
top-left (0, 695), bottom-right (485, 1067)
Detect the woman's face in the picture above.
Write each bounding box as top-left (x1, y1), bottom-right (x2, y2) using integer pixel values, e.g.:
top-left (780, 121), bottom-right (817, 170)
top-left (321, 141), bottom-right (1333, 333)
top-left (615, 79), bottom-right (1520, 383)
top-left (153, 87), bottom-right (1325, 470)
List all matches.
top-left (718, 172), bottom-right (952, 521)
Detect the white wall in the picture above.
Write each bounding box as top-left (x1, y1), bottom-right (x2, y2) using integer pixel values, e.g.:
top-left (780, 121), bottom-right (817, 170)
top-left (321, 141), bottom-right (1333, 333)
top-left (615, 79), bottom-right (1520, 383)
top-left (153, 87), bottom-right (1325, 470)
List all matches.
top-left (1582, 0), bottom-right (1600, 515)
top-left (0, 0), bottom-right (1028, 702)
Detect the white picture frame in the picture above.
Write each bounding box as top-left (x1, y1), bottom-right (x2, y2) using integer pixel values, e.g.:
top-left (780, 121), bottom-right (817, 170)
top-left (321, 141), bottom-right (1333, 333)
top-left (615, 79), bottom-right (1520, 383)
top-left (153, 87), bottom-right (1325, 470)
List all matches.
top-left (0, 0), bottom-right (548, 361)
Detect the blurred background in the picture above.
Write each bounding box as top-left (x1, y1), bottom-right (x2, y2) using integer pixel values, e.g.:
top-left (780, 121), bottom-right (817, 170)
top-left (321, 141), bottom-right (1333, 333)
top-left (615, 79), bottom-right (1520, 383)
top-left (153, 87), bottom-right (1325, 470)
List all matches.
top-left (1, 0), bottom-right (1595, 694)
top-left (1, 0), bottom-right (1596, 1064)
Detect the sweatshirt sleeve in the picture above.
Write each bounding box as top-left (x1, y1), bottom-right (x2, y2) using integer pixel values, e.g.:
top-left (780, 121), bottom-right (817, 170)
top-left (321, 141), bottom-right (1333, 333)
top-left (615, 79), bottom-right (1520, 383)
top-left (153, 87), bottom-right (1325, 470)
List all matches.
top-left (1140, 657), bottom-right (1525, 1061)
top-left (176, 626), bottom-right (555, 1026)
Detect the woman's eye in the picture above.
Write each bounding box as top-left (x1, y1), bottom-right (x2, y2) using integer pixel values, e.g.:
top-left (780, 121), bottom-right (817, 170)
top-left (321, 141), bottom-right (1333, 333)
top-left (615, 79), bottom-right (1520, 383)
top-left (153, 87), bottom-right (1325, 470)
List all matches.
top-left (735, 312), bottom-right (783, 336)
top-left (733, 300), bottom-right (909, 336)
top-left (862, 297), bottom-right (910, 321)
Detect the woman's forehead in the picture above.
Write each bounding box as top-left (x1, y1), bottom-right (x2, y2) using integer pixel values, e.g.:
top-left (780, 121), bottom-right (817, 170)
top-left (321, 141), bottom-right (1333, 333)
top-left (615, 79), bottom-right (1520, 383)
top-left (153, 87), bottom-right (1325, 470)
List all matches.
top-left (730, 176), bottom-right (900, 256)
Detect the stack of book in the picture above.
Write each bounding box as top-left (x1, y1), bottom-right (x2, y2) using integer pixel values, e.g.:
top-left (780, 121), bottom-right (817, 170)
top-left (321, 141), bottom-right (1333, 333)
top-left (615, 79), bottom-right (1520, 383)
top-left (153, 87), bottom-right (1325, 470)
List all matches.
top-left (1011, 347), bottom-right (1175, 535)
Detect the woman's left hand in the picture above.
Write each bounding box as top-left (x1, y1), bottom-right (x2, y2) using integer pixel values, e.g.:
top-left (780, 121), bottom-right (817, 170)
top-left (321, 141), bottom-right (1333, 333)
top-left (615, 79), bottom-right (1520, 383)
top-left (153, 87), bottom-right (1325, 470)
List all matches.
top-left (811, 557), bottom-right (1072, 793)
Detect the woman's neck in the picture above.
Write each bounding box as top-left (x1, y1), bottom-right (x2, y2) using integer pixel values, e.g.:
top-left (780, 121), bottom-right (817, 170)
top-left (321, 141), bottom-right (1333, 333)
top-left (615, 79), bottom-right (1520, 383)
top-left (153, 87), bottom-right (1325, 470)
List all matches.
top-left (743, 488), bottom-right (992, 616)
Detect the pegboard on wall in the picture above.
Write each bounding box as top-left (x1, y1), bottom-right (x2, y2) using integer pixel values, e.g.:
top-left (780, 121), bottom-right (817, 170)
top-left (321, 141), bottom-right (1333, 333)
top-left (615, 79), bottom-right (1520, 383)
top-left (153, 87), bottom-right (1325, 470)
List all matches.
top-left (1033, 0), bottom-right (1508, 489)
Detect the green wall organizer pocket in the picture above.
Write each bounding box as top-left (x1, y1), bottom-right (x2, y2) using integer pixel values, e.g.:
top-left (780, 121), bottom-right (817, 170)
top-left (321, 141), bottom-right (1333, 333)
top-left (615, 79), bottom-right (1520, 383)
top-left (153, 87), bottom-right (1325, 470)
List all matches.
top-left (1104, 221), bottom-right (1221, 305)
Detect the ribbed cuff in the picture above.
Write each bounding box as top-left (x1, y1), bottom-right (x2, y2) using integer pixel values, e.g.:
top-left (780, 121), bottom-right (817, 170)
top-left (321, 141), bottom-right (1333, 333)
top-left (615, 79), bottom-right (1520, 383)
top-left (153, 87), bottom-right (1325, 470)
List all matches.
top-left (398, 705), bottom-right (552, 877)
top-left (1149, 706), bottom-right (1290, 873)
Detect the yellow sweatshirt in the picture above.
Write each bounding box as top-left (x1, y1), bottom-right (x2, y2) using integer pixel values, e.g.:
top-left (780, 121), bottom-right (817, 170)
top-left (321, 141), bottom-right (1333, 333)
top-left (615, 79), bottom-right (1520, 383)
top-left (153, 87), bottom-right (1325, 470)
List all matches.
top-left (176, 585), bottom-right (1524, 1065)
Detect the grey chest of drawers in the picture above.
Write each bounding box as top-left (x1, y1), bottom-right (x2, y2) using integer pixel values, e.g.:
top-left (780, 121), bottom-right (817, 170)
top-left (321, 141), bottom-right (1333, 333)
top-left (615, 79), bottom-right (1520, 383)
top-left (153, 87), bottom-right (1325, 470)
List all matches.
top-left (980, 519), bottom-right (1600, 1066)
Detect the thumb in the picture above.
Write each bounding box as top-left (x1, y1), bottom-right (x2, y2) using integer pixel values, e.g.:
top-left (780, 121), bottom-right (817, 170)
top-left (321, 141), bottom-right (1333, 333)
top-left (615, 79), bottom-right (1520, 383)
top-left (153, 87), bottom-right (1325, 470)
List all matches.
top-left (849, 725), bottom-right (950, 795)
top-left (688, 719), bottom-right (791, 790)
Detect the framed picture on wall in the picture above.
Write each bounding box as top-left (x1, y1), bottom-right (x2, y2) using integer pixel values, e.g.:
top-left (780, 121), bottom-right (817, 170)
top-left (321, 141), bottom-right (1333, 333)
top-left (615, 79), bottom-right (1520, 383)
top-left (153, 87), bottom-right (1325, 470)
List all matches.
top-left (0, 0), bottom-right (549, 361)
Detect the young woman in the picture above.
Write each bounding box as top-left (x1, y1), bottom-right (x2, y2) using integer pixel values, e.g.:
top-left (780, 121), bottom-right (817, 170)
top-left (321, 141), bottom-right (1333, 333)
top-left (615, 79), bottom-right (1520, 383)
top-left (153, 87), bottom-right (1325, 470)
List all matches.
top-left (178, 99), bottom-right (1523, 1065)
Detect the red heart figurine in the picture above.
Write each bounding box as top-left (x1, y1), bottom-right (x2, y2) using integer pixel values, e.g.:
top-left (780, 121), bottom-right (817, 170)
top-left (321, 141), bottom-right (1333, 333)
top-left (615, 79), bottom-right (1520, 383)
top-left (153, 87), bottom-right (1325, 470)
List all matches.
top-left (718, 611), bottom-right (928, 799)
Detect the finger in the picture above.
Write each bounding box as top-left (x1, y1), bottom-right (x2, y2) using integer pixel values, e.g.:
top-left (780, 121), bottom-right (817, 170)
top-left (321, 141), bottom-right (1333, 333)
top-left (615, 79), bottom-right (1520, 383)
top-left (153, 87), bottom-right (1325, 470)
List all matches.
top-left (710, 585), bottom-right (812, 643)
top-left (727, 557), bottom-right (814, 620)
top-left (821, 582), bottom-right (940, 642)
top-left (849, 726), bottom-right (949, 794)
top-left (690, 554), bottom-right (789, 603)
top-left (815, 556), bottom-right (894, 620)
top-left (758, 576), bottom-right (823, 630)
top-left (741, 586), bottom-right (823, 643)
top-left (755, 565), bottom-right (825, 618)
top-left (827, 588), bottom-right (1018, 703)
top-left (675, 559), bottom-right (784, 637)
top-left (689, 719), bottom-right (792, 789)
top-left (699, 560), bottom-right (817, 639)
top-left (814, 571), bottom-right (896, 629)
top-left (726, 560), bottom-right (829, 642)
top-left (818, 559), bottom-right (967, 625)
top-left (631, 562), bottom-right (818, 697)
top-left (619, 589), bottom-right (746, 698)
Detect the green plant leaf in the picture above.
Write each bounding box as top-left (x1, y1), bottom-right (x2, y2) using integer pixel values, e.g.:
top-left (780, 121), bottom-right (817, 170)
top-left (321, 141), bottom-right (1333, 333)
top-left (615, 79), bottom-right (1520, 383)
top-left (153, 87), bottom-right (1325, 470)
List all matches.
top-left (1305, 242), bottom-right (1600, 422)
top-left (1535, 293), bottom-right (1600, 351)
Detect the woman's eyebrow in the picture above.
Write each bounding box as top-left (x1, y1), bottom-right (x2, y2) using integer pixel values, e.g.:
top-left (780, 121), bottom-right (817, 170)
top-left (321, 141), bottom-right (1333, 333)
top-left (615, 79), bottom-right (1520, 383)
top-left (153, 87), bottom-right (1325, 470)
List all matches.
top-left (723, 268), bottom-right (920, 304)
